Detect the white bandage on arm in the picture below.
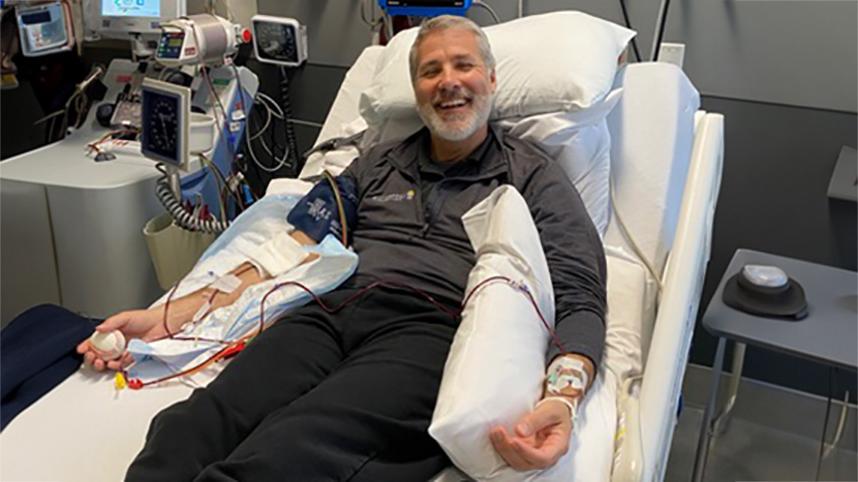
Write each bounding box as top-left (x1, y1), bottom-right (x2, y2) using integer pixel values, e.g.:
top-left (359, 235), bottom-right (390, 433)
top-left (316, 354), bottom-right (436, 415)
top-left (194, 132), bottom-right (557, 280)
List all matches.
top-left (545, 356), bottom-right (589, 397)
top-left (243, 231), bottom-right (308, 277)
top-left (543, 356), bottom-right (589, 421)
top-left (536, 396), bottom-right (579, 421)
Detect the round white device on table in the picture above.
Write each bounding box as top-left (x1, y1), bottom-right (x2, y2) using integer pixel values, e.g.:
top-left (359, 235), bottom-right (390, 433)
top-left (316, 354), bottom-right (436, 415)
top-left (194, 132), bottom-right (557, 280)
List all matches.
top-left (89, 331), bottom-right (127, 360)
top-left (742, 264), bottom-right (788, 288)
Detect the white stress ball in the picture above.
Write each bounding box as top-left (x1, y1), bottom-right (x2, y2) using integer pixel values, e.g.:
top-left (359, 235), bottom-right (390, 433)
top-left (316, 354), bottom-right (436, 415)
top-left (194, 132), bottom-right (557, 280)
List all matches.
top-left (89, 330), bottom-right (127, 360)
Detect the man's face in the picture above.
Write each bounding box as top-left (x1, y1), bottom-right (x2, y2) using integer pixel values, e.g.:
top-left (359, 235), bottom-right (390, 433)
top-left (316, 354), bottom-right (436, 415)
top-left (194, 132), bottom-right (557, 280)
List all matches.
top-left (413, 28), bottom-right (496, 142)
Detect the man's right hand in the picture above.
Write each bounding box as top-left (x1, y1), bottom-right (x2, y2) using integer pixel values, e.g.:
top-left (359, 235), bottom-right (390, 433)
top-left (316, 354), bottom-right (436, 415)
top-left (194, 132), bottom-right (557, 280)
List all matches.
top-left (76, 309), bottom-right (168, 372)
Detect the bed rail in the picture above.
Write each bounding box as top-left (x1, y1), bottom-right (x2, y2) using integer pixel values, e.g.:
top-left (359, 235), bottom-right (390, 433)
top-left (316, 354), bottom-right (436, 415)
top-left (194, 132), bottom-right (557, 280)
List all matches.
top-left (611, 111), bottom-right (724, 482)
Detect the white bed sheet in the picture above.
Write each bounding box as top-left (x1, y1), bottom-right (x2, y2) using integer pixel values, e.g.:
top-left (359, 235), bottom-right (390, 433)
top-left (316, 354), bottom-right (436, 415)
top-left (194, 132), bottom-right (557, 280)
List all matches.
top-left (604, 62), bottom-right (700, 363)
top-left (0, 369), bottom-right (217, 481)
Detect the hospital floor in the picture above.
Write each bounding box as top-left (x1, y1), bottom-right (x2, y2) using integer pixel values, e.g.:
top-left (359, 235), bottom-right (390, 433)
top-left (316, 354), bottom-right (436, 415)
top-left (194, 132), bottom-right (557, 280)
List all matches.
top-left (664, 367), bottom-right (858, 482)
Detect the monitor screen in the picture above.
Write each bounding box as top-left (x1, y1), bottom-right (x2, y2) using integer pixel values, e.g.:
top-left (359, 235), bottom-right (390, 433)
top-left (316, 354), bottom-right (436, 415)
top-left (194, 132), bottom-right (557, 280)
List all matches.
top-left (142, 88), bottom-right (181, 165)
top-left (140, 78), bottom-right (191, 168)
top-left (94, 0), bottom-right (185, 37)
top-left (253, 21), bottom-right (298, 64)
top-left (102, 0), bottom-right (161, 18)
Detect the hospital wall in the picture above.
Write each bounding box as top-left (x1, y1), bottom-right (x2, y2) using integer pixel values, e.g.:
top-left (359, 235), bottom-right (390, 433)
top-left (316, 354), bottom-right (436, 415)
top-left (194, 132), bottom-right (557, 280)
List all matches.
top-left (254, 0), bottom-right (858, 401)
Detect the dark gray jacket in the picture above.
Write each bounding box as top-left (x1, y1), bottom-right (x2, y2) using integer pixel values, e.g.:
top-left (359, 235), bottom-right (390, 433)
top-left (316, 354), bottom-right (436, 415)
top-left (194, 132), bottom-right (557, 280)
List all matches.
top-left (340, 125), bottom-right (607, 367)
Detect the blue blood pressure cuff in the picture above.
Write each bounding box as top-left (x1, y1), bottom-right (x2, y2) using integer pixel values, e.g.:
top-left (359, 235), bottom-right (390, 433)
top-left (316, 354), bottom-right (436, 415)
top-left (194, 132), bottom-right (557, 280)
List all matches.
top-left (287, 175), bottom-right (359, 244)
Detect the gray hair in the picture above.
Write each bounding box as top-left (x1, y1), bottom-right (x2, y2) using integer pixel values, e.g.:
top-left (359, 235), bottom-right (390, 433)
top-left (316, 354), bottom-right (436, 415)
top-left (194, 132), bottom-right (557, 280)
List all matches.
top-left (408, 15), bottom-right (495, 83)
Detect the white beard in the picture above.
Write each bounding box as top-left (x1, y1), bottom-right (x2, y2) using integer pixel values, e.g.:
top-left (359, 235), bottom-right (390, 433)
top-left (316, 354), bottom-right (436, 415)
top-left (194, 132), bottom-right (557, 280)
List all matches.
top-left (417, 87), bottom-right (493, 142)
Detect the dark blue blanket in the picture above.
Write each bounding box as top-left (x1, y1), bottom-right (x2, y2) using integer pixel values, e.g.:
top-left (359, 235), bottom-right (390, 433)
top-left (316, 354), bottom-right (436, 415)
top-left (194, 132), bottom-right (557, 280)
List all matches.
top-left (1, 304), bottom-right (97, 430)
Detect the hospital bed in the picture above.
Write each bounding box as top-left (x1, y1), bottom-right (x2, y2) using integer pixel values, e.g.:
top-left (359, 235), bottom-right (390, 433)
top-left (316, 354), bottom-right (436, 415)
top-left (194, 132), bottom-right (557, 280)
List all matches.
top-left (0, 36), bottom-right (723, 482)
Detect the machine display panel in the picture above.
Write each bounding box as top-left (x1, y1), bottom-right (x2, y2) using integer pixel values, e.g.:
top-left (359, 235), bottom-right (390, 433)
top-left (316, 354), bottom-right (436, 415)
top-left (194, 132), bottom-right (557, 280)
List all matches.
top-left (94, 0), bottom-right (186, 39)
top-left (156, 31), bottom-right (185, 59)
top-left (102, 0), bottom-right (161, 18)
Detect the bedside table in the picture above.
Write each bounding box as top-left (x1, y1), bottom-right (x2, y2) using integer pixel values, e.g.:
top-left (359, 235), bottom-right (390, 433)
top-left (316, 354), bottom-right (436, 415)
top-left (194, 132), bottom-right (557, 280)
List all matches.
top-left (691, 249), bottom-right (857, 482)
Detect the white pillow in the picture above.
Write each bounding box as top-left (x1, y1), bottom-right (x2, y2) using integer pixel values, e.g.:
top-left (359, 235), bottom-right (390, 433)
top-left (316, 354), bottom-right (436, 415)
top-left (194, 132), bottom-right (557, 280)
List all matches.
top-left (355, 89), bottom-right (622, 237)
top-left (430, 185), bottom-right (554, 479)
top-left (359, 11), bottom-right (635, 124)
top-left (498, 88), bottom-right (622, 235)
top-left (430, 185), bottom-right (617, 482)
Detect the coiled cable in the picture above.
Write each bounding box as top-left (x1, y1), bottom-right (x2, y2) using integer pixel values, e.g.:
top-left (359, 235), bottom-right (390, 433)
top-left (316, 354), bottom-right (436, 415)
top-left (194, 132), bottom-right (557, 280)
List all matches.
top-left (279, 66), bottom-right (302, 176)
top-left (155, 177), bottom-right (229, 234)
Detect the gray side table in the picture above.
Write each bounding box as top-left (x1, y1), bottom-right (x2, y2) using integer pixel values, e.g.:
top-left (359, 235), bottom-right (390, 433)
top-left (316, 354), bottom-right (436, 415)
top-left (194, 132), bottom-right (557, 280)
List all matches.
top-left (691, 249), bottom-right (858, 482)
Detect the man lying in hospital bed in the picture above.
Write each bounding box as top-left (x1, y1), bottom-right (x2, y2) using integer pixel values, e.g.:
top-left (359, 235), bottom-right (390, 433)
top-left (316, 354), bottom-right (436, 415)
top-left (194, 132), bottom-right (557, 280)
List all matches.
top-left (3, 9), bottom-right (726, 482)
top-left (69, 13), bottom-right (622, 481)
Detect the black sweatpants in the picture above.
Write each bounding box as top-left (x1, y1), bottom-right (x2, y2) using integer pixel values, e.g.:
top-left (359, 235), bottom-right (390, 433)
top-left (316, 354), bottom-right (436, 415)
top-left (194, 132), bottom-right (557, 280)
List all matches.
top-left (126, 287), bottom-right (458, 482)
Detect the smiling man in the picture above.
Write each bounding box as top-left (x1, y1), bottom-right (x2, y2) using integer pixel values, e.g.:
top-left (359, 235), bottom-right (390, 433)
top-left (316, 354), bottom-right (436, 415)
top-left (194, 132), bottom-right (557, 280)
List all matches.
top-left (120, 15), bottom-right (606, 482)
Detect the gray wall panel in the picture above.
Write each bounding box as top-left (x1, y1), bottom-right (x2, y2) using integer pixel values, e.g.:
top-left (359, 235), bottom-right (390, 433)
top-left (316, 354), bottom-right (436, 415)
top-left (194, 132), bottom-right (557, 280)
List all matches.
top-left (666, 0), bottom-right (858, 113)
top-left (256, 1), bottom-right (856, 112)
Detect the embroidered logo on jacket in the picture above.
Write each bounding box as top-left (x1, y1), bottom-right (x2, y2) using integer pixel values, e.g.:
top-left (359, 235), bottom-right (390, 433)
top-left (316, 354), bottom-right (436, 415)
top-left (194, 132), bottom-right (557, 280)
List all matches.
top-left (367, 190), bottom-right (416, 203)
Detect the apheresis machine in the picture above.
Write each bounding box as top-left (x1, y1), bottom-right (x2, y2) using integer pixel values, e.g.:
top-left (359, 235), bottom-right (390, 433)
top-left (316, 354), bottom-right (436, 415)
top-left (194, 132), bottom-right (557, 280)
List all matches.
top-left (1, 4), bottom-right (725, 482)
top-left (1, 0), bottom-right (308, 324)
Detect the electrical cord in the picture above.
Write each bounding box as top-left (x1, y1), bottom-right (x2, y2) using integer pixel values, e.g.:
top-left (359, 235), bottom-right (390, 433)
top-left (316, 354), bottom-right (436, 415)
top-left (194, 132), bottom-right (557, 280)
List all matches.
top-left (650, 0), bottom-right (672, 61)
top-left (233, 66), bottom-right (292, 175)
top-left (618, 0), bottom-right (642, 62)
top-left (241, 85), bottom-right (296, 176)
top-left (609, 177), bottom-right (664, 293)
top-left (815, 367), bottom-right (835, 481)
top-left (245, 99), bottom-right (290, 173)
top-left (360, 0), bottom-right (384, 29)
top-left (250, 92), bottom-right (286, 143)
top-left (197, 154), bottom-right (230, 222)
top-left (473, 0), bottom-right (502, 24)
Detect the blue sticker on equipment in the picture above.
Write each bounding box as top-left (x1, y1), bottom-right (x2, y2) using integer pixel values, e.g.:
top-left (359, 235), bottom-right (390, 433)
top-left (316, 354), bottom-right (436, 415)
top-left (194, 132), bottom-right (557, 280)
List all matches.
top-left (378, 0), bottom-right (472, 17)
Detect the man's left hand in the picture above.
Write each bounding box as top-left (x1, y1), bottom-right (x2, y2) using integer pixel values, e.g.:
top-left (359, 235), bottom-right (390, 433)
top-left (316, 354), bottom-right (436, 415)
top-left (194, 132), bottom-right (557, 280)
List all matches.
top-left (489, 399), bottom-right (572, 471)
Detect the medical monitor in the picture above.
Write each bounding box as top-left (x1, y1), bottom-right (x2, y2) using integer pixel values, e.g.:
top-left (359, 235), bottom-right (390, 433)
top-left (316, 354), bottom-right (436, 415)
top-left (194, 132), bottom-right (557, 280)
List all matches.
top-left (141, 78), bottom-right (190, 170)
top-left (95, 0), bottom-right (186, 37)
top-left (251, 16), bottom-right (308, 67)
top-left (379, 0), bottom-right (473, 17)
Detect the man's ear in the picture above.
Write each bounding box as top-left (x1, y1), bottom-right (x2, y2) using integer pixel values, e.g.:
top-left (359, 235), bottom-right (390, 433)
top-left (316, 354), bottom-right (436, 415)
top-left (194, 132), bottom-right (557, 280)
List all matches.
top-left (489, 68), bottom-right (497, 93)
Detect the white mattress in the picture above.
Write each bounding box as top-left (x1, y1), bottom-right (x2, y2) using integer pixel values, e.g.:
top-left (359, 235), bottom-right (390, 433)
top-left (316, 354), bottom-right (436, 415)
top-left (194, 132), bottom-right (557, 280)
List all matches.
top-left (0, 369), bottom-right (218, 481)
top-left (1, 57), bottom-right (698, 482)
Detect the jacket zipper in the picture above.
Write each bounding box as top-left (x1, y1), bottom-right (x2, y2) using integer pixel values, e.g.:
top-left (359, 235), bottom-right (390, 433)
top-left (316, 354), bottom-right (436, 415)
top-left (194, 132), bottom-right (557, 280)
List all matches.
top-left (423, 179), bottom-right (450, 238)
top-left (411, 171), bottom-right (429, 238)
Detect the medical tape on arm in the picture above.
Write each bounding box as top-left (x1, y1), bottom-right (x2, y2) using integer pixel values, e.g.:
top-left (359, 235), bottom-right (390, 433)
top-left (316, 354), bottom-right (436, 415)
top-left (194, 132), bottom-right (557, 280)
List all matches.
top-left (545, 356), bottom-right (589, 399)
top-left (543, 357), bottom-right (590, 421)
top-left (190, 274), bottom-right (241, 323)
top-left (536, 396), bottom-right (579, 422)
top-left (242, 231), bottom-right (307, 278)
